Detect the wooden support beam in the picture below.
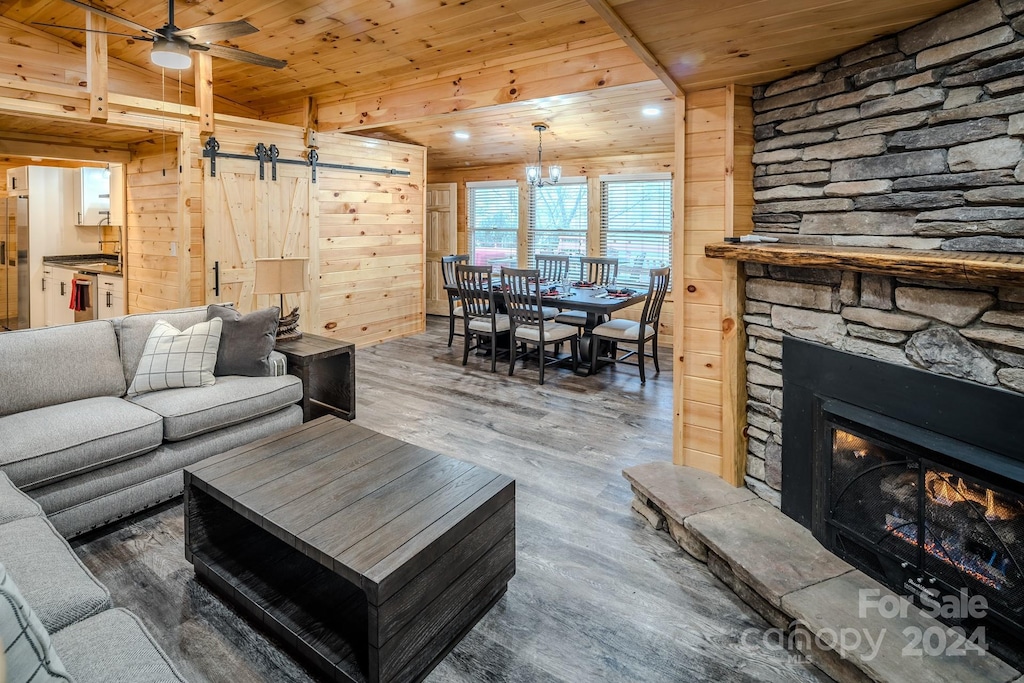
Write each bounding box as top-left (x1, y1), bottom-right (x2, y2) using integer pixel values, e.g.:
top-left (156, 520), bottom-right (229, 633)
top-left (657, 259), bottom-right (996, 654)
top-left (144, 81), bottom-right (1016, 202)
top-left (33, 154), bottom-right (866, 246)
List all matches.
top-left (86, 13), bottom-right (108, 122)
top-left (194, 53), bottom-right (214, 134)
top-left (584, 0), bottom-right (684, 98)
top-left (316, 42), bottom-right (654, 132)
top-left (0, 139), bottom-right (130, 163)
top-left (303, 96), bottom-right (318, 148)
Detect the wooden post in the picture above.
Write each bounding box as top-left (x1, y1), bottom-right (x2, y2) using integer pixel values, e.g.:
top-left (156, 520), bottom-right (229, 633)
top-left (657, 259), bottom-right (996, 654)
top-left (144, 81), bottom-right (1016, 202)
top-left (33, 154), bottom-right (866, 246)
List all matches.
top-left (517, 180), bottom-right (529, 267)
top-left (86, 14), bottom-right (108, 122)
top-left (586, 176), bottom-right (601, 257)
top-left (303, 96), bottom-right (319, 148)
top-left (671, 93), bottom-right (686, 468)
top-left (194, 53), bottom-right (214, 134)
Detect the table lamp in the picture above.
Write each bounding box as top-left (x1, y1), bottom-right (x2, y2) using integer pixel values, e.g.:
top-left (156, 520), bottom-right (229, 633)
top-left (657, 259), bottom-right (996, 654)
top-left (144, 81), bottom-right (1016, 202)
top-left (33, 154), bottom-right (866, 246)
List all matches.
top-left (254, 256), bottom-right (309, 341)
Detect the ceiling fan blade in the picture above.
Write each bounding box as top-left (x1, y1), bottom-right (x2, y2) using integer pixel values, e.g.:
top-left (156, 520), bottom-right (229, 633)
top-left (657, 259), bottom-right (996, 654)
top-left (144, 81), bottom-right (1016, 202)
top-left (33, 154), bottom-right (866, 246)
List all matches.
top-left (32, 21), bottom-right (153, 40)
top-left (57, 0), bottom-right (161, 38)
top-left (194, 43), bottom-right (286, 69)
top-left (174, 21), bottom-right (258, 44)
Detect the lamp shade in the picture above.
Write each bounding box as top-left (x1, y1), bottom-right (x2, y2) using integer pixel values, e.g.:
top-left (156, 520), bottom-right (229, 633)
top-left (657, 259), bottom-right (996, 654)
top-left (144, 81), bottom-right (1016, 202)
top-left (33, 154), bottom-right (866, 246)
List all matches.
top-left (254, 257), bottom-right (309, 295)
top-left (151, 38), bottom-right (192, 70)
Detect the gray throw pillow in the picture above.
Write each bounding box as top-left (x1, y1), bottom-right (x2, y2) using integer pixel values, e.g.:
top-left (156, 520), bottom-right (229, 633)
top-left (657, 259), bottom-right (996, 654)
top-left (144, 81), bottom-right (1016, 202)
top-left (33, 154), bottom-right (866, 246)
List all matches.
top-left (207, 304), bottom-right (280, 377)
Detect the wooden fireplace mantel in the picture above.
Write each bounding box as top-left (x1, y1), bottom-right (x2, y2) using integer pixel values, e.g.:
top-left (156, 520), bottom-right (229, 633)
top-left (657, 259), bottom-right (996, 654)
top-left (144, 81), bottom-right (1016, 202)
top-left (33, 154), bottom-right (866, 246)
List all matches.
top-left (704, 242), bottom-right (1024, 288)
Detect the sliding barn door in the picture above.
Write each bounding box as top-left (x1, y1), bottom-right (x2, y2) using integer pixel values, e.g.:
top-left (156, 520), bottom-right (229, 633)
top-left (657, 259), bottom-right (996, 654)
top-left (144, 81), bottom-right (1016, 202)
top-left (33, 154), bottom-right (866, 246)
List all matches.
top-left (425, 182), bottom-right (456, 316)
top-left (205, 158), bottom-right (313, 324)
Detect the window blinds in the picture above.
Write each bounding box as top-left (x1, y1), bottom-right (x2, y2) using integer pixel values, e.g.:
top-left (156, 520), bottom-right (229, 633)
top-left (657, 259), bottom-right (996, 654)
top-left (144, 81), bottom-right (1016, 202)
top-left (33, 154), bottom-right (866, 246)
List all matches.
top-left (526, 179), bottom-right (587, 268)
top-left (599, 175), bottom-right (672, 288)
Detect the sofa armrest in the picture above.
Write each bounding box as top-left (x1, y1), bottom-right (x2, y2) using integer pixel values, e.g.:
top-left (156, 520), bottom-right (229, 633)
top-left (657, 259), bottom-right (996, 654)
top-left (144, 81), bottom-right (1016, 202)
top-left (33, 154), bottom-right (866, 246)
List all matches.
top-left (269, 351), bottom-right (288, 377)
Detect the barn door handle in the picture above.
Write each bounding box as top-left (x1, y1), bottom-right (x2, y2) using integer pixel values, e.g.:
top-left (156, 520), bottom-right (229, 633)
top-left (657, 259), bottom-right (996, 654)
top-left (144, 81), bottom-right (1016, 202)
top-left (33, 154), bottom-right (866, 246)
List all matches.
top-left (213, 261), bottom-right (220, 297)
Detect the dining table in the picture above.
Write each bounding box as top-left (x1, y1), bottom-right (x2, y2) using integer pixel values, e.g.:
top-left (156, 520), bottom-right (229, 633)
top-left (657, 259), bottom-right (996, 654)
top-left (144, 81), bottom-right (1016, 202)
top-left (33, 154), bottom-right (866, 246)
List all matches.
top-left (446, 278), bottom-right (648, 372)
top-left (541, 285), bottom-right (648, 369)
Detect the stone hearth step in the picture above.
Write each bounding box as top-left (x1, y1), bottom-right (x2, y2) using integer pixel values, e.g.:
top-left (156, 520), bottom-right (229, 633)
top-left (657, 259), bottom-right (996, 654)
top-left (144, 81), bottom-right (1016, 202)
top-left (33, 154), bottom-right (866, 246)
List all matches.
top-left (623, 461), bottom-right (1021, 683)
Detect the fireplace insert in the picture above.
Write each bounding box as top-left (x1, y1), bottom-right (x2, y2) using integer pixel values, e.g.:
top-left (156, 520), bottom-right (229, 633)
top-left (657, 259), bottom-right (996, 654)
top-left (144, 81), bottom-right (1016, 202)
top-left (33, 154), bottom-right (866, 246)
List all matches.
top-left (781, 338), bottom-right (1024, 664)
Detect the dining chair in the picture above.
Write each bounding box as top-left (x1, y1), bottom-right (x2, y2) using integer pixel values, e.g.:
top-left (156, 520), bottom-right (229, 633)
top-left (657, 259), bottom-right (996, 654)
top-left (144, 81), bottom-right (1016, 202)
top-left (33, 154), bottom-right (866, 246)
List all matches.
top-left (441, 254), bottom-right (469, 347)
top-left (555, 256), bottom-right (621, 328)
top-left (501, 267), bottom-right (579, 385)
top-left (580, 257), bottom-right (619, 286)
top-left (535, 254), bottom-right (570, 283)
top-left (589, 266), bottom-right (670, 384)
top-left (455, 264), bottom-right (509, 372)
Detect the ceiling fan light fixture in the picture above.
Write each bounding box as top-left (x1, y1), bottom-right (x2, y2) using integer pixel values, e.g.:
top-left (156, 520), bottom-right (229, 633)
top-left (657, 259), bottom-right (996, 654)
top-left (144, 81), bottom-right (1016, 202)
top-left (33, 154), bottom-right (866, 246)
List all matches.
top-left (151, 37), bottom-right (192, 70)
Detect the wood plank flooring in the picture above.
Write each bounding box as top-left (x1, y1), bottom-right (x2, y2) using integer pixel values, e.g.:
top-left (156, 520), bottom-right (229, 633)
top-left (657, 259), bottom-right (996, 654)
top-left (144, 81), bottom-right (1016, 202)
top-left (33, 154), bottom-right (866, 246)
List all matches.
top-left (71, 317), bottom-right (829, 683)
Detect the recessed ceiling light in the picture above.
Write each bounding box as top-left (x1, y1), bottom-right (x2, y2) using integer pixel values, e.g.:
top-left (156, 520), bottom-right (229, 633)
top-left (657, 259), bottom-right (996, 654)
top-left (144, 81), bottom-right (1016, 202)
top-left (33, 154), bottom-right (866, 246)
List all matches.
top-left (642, 107), bottom-right (662, 117)
top-left (454, 131), bottom-right (470, 140)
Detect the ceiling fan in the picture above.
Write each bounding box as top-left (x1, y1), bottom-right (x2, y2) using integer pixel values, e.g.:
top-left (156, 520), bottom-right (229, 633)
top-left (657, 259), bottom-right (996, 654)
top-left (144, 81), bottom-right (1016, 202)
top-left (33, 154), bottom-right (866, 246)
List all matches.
top-left (35, 0), bottom-right (286, 70)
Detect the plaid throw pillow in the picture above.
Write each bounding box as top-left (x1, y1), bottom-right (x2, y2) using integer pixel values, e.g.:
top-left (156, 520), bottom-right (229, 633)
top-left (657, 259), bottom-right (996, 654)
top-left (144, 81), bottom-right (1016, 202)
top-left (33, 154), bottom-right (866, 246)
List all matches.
top-left (0, 562), bottom-right (72, 683)
top-left (127, 318), bottom-right (223, 397)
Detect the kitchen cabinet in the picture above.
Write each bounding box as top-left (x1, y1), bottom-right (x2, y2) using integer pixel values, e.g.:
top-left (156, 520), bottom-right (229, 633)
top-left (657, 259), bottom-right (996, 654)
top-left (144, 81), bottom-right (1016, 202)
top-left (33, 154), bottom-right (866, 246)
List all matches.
top-left (97, 275), bottom-right (125, 319)
top-left (43, 265), bottom-right (75, 327)
top-left (73, 167), bottom-right (111, 226)
top-left (6, 167), bottom-right (28, 195)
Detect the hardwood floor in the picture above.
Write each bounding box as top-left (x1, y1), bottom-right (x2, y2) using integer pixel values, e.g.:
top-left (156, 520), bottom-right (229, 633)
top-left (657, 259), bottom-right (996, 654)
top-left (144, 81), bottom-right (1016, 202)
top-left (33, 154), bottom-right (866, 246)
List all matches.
top-left (72, 318), bottom-right (829, 683)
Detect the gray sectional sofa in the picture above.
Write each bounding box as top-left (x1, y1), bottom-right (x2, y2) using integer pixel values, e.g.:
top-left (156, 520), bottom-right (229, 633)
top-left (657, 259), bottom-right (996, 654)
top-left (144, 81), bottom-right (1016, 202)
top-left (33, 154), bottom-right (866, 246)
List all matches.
top-left (0, 306), bottom-right (306, 681)
top-left (0, 305), bottom-right (303, 537)
top-left (0, 470), bottom-right (186, 681)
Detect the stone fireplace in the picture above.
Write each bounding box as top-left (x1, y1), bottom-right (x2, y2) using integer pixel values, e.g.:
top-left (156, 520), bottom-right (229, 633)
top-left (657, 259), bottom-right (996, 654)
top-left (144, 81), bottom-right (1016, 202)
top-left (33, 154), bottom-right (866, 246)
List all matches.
top-left (781, 337), bottom-right (1024, 665)
top-left (706, 0), bottom-right (1024, 671)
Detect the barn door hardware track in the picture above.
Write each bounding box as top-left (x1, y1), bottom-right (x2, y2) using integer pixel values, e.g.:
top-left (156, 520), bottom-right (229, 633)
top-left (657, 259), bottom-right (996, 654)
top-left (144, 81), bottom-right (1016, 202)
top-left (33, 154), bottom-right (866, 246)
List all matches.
top-left (203, 137), bottom-right (411, 181)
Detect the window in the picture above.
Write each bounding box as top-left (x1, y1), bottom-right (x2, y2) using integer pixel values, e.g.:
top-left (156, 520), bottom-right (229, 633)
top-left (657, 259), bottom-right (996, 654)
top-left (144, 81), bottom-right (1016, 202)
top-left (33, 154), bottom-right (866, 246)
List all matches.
top-left (467, 181), bottom-right (518, 270)
top-left (600, 174), bottom-right (672, 288)
top-left (527, 178), bottom-right (587, 268)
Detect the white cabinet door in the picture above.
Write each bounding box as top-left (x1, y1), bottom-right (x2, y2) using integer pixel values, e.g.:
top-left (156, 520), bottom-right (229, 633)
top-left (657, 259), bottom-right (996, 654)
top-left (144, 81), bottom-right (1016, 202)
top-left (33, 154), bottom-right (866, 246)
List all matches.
top-left (44, 267), bottom-right (75, 326)
top-left (7, 167), bottom-right (27, 195)
top-left (97, 276), bottom-right (125, 319)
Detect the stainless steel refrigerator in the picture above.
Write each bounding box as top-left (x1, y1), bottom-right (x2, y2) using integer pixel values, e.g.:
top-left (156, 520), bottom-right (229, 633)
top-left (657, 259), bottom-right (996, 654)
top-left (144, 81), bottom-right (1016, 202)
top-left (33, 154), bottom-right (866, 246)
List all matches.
top-left (2, 195), bottom-right (29, 331)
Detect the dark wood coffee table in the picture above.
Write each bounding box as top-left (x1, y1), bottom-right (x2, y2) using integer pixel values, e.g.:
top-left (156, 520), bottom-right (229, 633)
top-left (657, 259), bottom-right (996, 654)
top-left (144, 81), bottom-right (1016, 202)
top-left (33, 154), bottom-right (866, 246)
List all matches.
top-left (184, 416), bottom-right (515, 683)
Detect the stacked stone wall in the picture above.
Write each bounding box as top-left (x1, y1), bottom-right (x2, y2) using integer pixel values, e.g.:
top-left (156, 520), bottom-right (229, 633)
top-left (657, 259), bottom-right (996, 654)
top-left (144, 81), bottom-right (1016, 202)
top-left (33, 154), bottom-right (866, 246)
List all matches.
top-left (745, 0), bottom-right (1024, 506)
top-left (742, 266), bottom-right (1024, 505)
top-left (752, 0), bottom-right (1024, 253)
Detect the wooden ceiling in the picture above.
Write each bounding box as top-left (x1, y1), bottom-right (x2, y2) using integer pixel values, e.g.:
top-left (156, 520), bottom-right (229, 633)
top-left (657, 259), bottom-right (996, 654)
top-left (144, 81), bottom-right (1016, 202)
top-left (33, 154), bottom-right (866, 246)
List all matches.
top-left (361, 81), bottom-right (675, 169)
top-left (0, 0), bottom-right (970, 168)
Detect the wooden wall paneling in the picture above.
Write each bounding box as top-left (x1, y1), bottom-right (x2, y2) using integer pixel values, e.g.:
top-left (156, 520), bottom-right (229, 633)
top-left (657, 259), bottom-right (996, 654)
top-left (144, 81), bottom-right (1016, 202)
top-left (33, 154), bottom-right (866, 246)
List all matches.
top-left (316, 133), bottom-right (427, 347)
top-left (678, 87), bottom-right (727, 477)
top-left (720, 84), bottom-right (749, 487)
top-left (125, 137), bottom-right (182, 313)
top-left (672, 93), bottom-right (686, 469)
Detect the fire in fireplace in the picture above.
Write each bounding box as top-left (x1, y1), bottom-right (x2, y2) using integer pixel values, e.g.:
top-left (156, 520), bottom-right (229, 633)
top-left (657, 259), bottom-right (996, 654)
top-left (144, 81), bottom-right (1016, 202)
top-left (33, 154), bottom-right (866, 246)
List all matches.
top-left (781, 339), bottom-right (1024, 666)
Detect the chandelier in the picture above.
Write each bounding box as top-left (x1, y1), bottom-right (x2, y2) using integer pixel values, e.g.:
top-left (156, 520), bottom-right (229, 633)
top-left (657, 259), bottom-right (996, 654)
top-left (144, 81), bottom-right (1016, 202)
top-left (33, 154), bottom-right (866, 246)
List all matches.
top-left (525, 123), bottom-right (561, 188)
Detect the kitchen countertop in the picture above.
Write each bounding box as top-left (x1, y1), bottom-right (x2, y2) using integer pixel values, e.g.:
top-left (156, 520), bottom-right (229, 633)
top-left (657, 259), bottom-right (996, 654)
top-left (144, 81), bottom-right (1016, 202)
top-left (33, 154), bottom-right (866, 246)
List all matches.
top-left (43, 254), bottom-right (122, 276)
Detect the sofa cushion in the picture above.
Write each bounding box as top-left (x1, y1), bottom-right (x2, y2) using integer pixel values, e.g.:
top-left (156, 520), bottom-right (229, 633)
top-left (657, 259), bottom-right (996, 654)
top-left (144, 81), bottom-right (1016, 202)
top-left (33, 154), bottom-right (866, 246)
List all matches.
top-left (114, 306), bottom-right (209, 388)
top-left (207, 304), bottom-right (280, 377)
top-left (0, 471), bottom-right (44, 525)
top-left (0, 397), bottom-right (163, 490)
top-left (0, 562), bottom-right (72, 683)
top-left (129, 375), bottom-right (303, 441)
top-left (0, 516), bottom-right (112, 633)
top-left (0, 320), bottom-right (125, 417)
top-left (52, 608), bottom-right (186, 683)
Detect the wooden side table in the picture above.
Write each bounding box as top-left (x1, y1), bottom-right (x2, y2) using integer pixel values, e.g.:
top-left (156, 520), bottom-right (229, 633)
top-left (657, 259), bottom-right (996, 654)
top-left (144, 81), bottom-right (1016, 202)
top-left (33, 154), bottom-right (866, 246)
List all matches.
top-left (275, 334), bottom-right (356, 421)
